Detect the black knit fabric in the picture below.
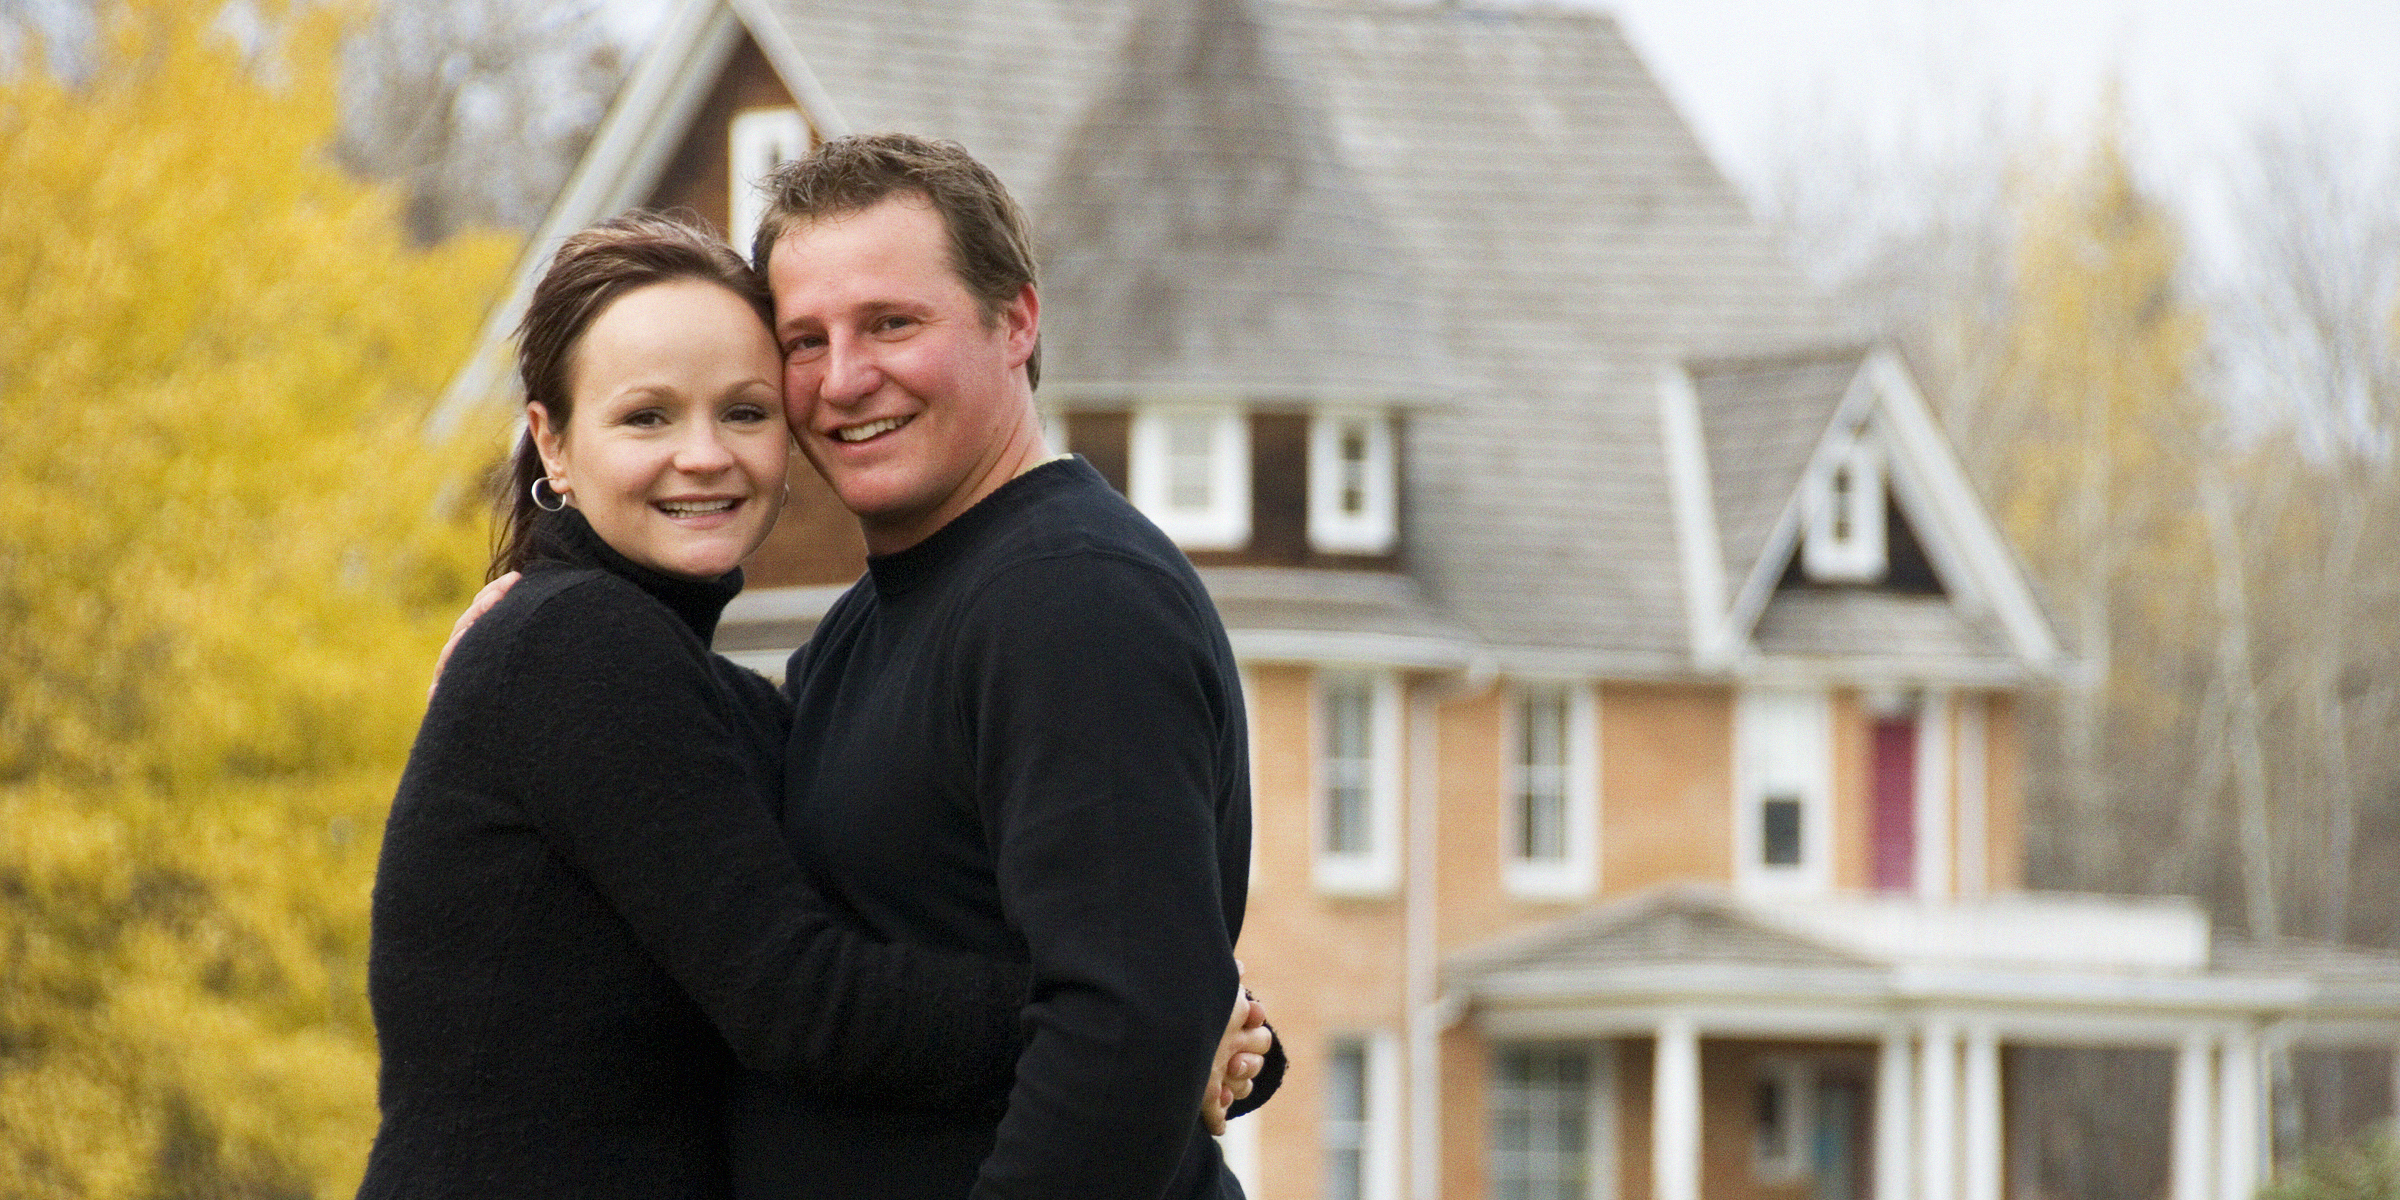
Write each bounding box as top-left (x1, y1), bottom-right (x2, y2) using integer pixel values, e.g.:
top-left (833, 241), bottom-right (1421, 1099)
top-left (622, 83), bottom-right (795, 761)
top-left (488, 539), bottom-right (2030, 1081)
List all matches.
top-left (733, 457), bottom-right (1266, 1200)
top-left (360, 508), bottom-right (1031, 1200)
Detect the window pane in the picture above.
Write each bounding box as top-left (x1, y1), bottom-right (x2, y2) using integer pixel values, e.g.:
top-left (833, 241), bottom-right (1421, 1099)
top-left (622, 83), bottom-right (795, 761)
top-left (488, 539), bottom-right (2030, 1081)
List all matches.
top-left (1339, 422), bottom-right (1371, 515)
top-left (1324, 683), bottom-right (1375, 855)
top-left (1165, 414), bottom-right (1215, 509)
top-left (1326, 1042), bottom-right (1370, 1200)
top-left (1491, 1046), bottom-right (1593, 1200)
top-left (1515, 691), bottom-right (1569, 862)
top-left (1762, 796), bottom-right (1803, 866)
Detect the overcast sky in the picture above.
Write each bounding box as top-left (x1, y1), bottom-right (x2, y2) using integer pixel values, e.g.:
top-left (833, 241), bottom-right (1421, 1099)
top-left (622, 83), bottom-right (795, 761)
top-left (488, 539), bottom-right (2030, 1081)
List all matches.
top-left (603, 0), bottom-right (2400, 268)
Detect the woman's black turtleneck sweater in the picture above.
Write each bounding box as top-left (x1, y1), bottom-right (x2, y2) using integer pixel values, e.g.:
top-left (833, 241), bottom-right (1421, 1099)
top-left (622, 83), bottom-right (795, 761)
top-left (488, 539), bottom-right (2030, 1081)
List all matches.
top-left (359, 509), bottom-right (1031, 1200)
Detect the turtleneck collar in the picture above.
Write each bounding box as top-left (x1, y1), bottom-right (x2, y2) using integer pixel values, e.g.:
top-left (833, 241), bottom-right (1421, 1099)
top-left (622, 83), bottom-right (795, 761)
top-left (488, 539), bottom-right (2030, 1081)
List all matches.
top-left (527, 507), bottom-right (745, 644)
top-left (864, 456), bottom-right (1088, 599)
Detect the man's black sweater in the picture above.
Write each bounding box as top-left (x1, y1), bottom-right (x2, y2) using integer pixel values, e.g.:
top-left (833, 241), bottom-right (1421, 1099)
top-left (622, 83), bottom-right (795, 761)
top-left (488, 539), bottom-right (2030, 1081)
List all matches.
top-left (361, 509), bottom-right (1030, 1200)
top-left (734, 457), bottom-right (1259, 1200)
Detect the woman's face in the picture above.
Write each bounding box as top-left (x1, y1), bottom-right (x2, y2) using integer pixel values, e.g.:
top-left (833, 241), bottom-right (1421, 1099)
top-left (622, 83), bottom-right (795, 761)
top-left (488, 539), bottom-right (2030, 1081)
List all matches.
top-left (530, 278), bottom-right (788, 580)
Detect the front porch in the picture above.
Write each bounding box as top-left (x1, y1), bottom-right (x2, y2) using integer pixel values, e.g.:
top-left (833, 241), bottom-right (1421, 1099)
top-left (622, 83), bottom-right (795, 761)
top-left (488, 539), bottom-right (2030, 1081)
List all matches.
top-left (1448, 888), bottom-right (2400, 1200)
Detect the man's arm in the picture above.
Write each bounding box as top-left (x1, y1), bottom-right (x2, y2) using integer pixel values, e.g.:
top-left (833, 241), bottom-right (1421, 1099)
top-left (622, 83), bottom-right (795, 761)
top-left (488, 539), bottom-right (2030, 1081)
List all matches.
top-left (962, 553), bottom-right (1245, 1198)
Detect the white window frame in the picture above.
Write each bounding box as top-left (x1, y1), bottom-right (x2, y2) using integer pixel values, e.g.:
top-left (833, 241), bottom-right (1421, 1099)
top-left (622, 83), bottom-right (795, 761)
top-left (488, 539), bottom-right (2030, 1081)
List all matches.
top-left (1308, 408), bottom-right (1398, 554)
top-left (1490, 1041), bottom-right (1619, 1200)
top-left (1313, 669), bottom-right (1403, 897)
top-left (727, 106), bottom-right (808, 259)
top-left (1750, 1058), bottom-right (1815, 1184)
top-left (1733, 689), bottom-right (1832, 897)
top-left (1324, 1033), bottom-right (1404, 1200)
top-left (1803, 432), bottom-right (1887, 583)
top-left (1502, 682), bottom-right (1600, 900)
top-left (1130, 403), bottom-right (1251, 550)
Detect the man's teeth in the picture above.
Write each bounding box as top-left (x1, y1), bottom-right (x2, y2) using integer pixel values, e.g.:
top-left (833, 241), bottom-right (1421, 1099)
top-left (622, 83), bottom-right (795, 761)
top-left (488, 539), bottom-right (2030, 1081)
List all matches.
top-left (658, 499), bottom-right (738, 516)
top-left (835, 417), bottom-right (908, 443)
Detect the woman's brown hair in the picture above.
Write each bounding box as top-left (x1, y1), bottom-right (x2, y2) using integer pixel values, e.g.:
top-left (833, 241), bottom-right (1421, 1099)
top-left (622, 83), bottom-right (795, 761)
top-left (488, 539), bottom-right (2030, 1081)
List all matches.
top-left (491, 212), bottom-right (775, 579)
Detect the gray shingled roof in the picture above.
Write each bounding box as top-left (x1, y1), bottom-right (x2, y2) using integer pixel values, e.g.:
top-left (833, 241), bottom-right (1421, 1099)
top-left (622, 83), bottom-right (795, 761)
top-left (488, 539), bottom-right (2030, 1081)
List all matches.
top-left (751, 0), bottom-right (1871, 664)
top-left (1686, 346), bottom-right (1869, 587)
top-left (1751, 590), bottom-right (2010, 664)
top-left (1036, 0), bottom-right (1447, 398)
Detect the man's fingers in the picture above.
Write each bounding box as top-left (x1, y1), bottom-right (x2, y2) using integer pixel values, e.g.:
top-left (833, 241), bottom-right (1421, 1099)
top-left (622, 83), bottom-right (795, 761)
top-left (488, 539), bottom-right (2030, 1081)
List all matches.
top-left (430, 571), bottom-right (520, 699)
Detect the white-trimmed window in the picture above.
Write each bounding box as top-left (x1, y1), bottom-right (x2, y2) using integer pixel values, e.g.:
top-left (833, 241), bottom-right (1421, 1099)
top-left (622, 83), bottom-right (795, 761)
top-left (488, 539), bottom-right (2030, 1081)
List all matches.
top-left (1314, 670), bottom-right (1402, 896)
top-left (1503, 683), bottom-right (1599, 900)
top-left (1130, 404), bottom-right (1251, 550)
top-left (1308, 409), bottom-right (1397, 554)
top-left (1325, 1034), bottom-right (1402, 1200)
top-left (1734, 690), bottom-right (1832, 896)
top-left (727, 107), bottom-right (808, 258)
top-left (1803, 432), bottom-right (1886, 583)
top-left (1492, 1043), bottom-right (1617, 1200)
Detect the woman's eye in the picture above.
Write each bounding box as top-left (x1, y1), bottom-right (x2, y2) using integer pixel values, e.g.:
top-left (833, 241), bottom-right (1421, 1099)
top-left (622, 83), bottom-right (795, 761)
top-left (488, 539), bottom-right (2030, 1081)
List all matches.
top-left (623, 409), bottom-right (668, 428)
top-left (727, 404), bottom-right (771, 424)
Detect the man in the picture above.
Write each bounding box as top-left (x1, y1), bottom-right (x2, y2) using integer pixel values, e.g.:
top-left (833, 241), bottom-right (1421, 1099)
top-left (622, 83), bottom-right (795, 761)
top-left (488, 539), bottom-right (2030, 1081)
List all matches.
top-left (729, 134), bottom-right (1266, 1199)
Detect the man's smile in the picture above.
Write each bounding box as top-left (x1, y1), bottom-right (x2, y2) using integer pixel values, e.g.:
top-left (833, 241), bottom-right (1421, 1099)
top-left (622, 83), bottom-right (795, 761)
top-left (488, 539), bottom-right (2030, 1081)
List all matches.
top-left (833, 416), bottom-right (912, 443)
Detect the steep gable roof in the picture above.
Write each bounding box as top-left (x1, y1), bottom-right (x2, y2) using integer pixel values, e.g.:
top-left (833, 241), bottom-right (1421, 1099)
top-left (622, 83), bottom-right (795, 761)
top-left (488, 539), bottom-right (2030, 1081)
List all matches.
top-left (1662, 346), bottom-right (2062, 678)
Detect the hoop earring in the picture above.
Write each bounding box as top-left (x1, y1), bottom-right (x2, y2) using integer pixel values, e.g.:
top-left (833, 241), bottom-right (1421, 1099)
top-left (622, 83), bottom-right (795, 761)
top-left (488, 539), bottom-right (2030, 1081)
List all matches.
top-left (530, 476), bottom-right (568, 513)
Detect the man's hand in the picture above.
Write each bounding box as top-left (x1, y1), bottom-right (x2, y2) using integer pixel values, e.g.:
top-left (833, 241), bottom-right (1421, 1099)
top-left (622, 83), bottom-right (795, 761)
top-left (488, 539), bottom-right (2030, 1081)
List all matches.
top-left (428, 571), bottom-right (519, 699)
top-left (1202, 975), bottom-right (1271, 1137)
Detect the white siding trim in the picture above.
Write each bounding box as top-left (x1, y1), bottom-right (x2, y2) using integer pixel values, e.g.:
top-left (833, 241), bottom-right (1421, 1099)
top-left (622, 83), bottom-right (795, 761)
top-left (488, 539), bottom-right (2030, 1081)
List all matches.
top-left (1914, 690), bottom-right (1953, 901)
top-left (726, 106), bottom-right (808, 256)
top-left (1657, 365), bottom-right (1734, 665)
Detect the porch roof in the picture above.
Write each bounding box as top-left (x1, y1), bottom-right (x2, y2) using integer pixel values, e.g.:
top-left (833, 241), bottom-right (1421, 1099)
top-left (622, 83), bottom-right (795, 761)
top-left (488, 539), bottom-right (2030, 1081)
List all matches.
top-left (1448, 886), bottom-right (2400, 1044)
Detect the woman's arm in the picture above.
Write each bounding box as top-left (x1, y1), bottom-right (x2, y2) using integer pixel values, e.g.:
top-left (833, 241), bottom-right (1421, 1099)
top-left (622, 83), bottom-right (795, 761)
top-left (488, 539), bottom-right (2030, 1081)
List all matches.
top-left (494, 576), bottom-right (1029, 1110)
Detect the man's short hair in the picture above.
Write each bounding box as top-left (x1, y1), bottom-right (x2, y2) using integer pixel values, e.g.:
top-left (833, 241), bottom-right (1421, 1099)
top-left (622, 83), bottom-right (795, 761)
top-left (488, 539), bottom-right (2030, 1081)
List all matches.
top-left (752, 133), bottom-right (1041, 388)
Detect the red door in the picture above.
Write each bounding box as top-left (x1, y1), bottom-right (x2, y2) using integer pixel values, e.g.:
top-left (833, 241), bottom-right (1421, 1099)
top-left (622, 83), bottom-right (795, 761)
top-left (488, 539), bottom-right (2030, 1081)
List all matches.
top-left (1871, 718), bottom-right (1917, 891)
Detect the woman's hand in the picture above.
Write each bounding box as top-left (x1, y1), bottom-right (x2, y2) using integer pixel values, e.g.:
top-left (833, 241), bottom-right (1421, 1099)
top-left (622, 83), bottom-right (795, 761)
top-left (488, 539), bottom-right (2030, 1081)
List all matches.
top-left (1202, 967), bottom-right (1272, 1136)
top-left (428, 571), bottom-right (519, 699)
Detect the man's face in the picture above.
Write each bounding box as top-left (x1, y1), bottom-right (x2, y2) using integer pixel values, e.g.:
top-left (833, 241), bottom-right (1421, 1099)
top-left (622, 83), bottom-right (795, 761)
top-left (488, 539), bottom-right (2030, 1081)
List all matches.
top-left (768, 195), bottom-right (1042, 555)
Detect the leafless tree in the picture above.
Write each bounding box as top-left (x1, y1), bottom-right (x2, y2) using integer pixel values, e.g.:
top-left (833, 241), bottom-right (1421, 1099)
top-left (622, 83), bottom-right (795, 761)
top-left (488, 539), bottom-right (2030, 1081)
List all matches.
top-left (335, 0), bottom-right (626, 242)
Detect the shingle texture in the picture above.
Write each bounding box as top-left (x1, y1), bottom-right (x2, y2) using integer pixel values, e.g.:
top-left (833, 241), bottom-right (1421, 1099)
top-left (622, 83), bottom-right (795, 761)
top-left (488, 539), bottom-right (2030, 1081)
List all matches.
top-left (751, 0), bottom-right (1874, 663)
top-left (1686, 347), bottom-right (1868, 587)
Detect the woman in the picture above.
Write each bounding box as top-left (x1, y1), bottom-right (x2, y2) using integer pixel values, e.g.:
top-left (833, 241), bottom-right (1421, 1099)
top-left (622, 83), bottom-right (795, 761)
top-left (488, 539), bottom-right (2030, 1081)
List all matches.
top-left (361, 214), bottom-right (1268, 1198)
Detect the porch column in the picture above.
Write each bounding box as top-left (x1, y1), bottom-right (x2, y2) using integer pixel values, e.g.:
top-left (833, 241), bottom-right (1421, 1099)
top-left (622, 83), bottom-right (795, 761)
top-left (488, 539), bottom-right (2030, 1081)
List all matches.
top-left (2217, 1026), bottom-right (2263, 1200)
top-left (2172, 1032), bottom-right (2216, 1200)
top-left (1963, 1025), bottom-right (2002, 1200)
top-left (1919, 1017), bottom-right (1959, 1200)
top-left (1877, 1025), bottom-right (1915, 1200)
top-left (1653, 1014), bottom-right (1701, 1200)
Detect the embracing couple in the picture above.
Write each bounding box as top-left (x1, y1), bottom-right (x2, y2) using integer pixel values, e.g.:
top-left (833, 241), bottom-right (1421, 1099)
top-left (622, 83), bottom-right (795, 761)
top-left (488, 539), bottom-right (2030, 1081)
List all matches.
top-left (359, 133), bottom-right (1280, 1199)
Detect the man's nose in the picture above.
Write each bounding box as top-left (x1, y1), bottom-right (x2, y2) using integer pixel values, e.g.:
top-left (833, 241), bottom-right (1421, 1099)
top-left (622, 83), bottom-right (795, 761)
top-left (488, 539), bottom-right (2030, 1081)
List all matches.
top-left (816, 335), bottom-right (882, 407)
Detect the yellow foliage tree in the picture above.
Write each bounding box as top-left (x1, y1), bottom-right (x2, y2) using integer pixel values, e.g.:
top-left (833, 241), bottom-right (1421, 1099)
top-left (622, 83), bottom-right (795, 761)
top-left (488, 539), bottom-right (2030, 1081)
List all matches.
top-left (0, 2), bottom-right (515, 1195)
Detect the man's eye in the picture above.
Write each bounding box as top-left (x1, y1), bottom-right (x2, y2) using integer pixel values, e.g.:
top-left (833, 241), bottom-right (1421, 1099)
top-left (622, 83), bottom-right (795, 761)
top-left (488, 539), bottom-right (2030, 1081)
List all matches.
top-left (783, 335), bottom-right (826, 358)
top-left (873, 315), bottom-right (913, 334)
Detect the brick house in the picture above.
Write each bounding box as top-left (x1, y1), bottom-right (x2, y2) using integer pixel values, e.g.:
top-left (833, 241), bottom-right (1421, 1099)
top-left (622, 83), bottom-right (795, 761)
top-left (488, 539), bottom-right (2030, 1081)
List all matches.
top-left (435, 0), bottom-right (2400, 1197)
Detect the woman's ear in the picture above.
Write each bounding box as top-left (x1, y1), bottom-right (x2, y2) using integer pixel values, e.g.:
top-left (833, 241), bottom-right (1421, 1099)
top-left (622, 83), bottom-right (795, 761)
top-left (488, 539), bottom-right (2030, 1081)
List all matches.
top-left (527, 402), bottom-right (569, 492)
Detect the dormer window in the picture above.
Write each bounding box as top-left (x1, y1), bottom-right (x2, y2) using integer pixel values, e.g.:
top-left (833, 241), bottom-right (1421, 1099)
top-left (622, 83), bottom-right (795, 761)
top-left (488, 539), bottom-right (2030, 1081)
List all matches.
top-left (1130, 403), bottom-right (1250, 550)
top-left (728, 107), bottom-right (808, 257)
top-left (1308, 410), bottom-right (1396, 555)
top-left (1802, 433), bottom-right (1885, 583)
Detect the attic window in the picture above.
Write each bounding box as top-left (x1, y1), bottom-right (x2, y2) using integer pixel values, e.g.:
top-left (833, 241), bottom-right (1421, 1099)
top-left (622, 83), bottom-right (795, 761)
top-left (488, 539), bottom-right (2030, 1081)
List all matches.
top-left (1130, 404), bottom-right (1250, 550)
top-left (1802, 434), bottom-right (1886, 583)
top-left (728, 107), bottom-right (807, 258)
top-left (1307, 410), bottom-right (1397, 554)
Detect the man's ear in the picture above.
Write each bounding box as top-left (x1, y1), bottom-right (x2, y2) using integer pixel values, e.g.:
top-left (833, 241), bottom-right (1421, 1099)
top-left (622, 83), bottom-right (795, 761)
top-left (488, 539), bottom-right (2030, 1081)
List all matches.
top-left (1003, 283), bottom-right (1039, 368)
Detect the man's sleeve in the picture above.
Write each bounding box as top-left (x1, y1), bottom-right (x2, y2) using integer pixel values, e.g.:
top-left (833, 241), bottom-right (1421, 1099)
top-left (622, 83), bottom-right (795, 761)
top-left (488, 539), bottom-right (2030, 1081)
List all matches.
top-left (961, 552), bottom-right (1242, 1199)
